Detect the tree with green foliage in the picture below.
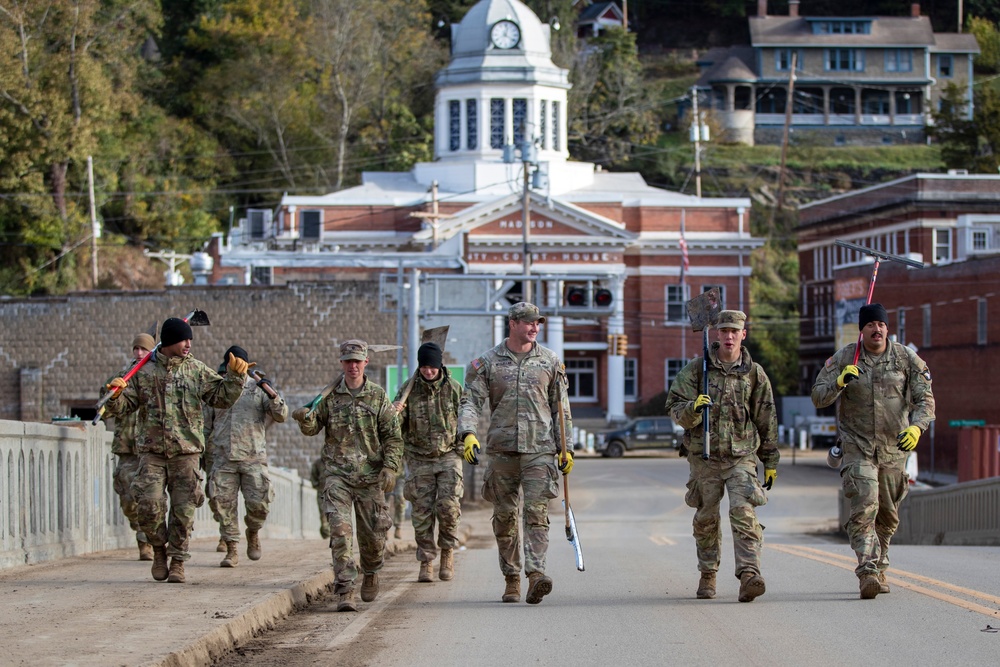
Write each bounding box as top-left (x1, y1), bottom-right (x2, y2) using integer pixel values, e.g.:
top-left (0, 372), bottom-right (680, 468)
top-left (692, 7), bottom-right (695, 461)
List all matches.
top-left (930, 82), bottom-right (1000, 174)
top-left (969, 15), bottom-right (1000, 72)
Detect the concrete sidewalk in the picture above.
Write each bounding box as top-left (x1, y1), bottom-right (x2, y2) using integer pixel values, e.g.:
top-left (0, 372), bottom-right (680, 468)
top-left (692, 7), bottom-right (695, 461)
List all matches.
top-left (0, 506), bottom-right (491, 667)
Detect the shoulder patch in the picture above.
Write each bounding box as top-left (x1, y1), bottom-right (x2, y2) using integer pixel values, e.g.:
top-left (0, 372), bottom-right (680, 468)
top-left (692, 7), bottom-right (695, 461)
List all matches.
top-left (471, 358), bottom-right (483, 371)
top-left (824, 356), bottom-right (835, 368)
top-left (922, 368), bottom-right (932, 381)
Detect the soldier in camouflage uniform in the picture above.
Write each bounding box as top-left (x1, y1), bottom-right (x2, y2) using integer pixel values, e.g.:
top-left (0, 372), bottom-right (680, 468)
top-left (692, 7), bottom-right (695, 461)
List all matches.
top-left (310, 458), bottom-right (331, 539)
top-left (392, 342), bottom-right (464, 583)
top-left (101, 333), bottom-right (155, 561)
top-left (105, 318), bottom-right (248, 584)
top-left (459, 302), bottom-right (574, 605)
top-left (385, 467), bottom-right (406, 540)
top-left (292, 339), bottom-right (403, 612)
top-left (205, 346), bottom-right (288, 568)
top-left (811, 303), bottom-right (934, 599)
top-left (665, 310), bottom-right (779, 603)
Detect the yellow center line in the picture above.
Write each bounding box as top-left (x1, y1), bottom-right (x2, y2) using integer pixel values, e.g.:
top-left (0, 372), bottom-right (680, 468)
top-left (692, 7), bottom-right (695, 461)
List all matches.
top-left (769, 544), bottom-right (1000, 618)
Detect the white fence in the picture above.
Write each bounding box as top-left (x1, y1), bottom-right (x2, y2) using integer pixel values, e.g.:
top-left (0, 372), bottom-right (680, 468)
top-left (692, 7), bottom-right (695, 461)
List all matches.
top-left (0, 419), bottom-right (320, 570)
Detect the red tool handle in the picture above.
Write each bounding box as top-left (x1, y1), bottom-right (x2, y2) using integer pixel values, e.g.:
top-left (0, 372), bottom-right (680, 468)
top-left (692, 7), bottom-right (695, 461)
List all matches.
top-left (851, 259), bottom-right (881, 366)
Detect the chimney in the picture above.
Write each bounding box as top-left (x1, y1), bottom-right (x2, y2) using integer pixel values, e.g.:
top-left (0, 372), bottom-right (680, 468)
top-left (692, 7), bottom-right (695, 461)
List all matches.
top-left (757, 0), bottom-right (767, 18)
top-left (789, 0), bottom-right (799, 17)
top-left (911, 3), bottom-right (921, 17)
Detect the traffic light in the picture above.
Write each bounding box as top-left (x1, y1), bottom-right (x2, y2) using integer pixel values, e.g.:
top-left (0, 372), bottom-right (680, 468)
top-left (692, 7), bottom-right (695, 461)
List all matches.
top-left (594, 288), bottom-right (612, 307)
top-left (566, 287), bottom-right (587, 306)
top-left (616, 334), bottom-right (629, 356)
top-left (565, 285), bottom-right (613, 308)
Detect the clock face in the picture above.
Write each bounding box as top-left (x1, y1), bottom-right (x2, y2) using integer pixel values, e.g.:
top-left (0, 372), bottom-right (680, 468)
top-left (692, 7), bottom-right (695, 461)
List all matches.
top-left (490, 20), bottom-right (520, 49)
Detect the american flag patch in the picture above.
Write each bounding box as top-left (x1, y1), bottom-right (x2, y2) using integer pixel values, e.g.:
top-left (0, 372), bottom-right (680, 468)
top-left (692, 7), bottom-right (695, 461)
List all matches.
top-left (824, 357), bottom-right (835, 368)
top-left (471, 358), bottom-right (482, 370)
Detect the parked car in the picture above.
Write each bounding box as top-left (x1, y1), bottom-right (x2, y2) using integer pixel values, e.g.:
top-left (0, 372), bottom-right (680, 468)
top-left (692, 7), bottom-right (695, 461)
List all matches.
top-left (596, 417), bottom-right (683, 457)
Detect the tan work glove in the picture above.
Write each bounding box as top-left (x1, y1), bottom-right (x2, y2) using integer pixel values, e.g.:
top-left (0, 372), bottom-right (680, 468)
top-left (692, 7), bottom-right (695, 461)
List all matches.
top-left (378, 468), bottom-right (397, 493)
top-left (227, 352), bottom-right (253, 376)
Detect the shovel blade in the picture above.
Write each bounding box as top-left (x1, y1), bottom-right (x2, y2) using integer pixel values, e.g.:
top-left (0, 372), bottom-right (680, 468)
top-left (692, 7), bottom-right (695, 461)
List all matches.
top-left (685, 287), bottom-right (722, 332)
top-left (421, 325), bottom-right (449, 351)
top-left (188, 310), bottom-right (211, 327)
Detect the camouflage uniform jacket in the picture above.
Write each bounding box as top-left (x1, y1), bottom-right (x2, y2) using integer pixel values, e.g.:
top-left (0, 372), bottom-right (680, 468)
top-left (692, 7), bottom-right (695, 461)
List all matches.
top-left (102, 362), bottom-right (144, 455)
top-left (205, 377), bottom-right (288, 464)
top-left (665, 343), bottom-right (779, 469)
top-left (393, 367), bottom-right (463, 462)
top-left (458, 340), bottom-right (572, 455)
top-left (105, 352), bottom-right (245, 458)
top-left (811, 340), bottom-right (935, 467)
top-left (296, 375), bottom-right (403, 487)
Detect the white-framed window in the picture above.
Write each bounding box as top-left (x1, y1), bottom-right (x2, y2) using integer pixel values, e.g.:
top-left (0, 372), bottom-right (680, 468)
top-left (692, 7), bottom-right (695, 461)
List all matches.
top-left (666, 284), bottom-right (689, 321)
top-left (825, 49), bottom-right (864, 72)
top-left (812, 20), bottom-right (871, 35)
top-left (897, 308), bottom-right (906, 345)
top-left (665, 359), bottom-right (687, 391)
top-left (300, 210), bottom-right (322, 241)
top-left (247, 209), bottom-right (271, 241)
top-left (885, 49), bottom-right (912, 72)
top-left (565, 359), bottom-right (597, 401)
top-left (251, 266), bottom-right (273, 286)
top-left (624, 358), bottom-right (637, 400)
top-left (513, 98), bottom-right (527, 147)
top-left (552, 101), bottom-right (561, 151)
top-left (972, 228), bottom-right (990, 251)
top-left (775, 49), bottom-right (803, 72)
top-left (938, 54), bottom-right (954, 78)
top-left (978, 298), bottom-right (988, 346)
top-left (539, 100), bottom-right (548, 150)
top-left (922, 304), bottom-right (932, 348)
top-left (934, 228), bottom-right (952, 263)
top-left (449, 100), bottom-right (461, 151)
top-left (490, 98), bottom-right (505, 149)
top-left (466, 99), bottom-right (478, 150)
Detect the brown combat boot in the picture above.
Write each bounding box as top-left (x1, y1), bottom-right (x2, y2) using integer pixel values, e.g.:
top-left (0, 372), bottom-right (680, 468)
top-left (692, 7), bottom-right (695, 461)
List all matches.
top-left (220, 541), bottom-right (239, 568)
top-left (337, 591), bottom-right (357, 612)
top-left (246, 529), bottom-right (262, 561)
top-left (167, 557), bottom-right (186, 584)
top-left (738, 571), bottom-right (766, 603)
top-left (137, 540), bottom-right (153, 561)
top-left (418, 561), bottom-right (433, 583)
top-left (696, 572), bottom-right (717, 599)
top-left (501, 574), bottom-right (521, 603)
top-left (439, 549), bottom-right (454, 581)
top-left (859, 574), bottom-right (880, 599)
top-left (525, 572), bottom-right (553, 605)
top-left (361, 573), bottom-right (379, 602)
top-left (216, 538), bottom-right (227, 553)
top-left (878, 572), bottom-right (890, 594)
top-left (151, 546), bottom-right (169, 581)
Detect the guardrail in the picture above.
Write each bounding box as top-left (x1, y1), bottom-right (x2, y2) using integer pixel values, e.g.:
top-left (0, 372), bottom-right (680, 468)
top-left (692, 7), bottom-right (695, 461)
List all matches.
top-left (0, 419), bottom-right (320, 570)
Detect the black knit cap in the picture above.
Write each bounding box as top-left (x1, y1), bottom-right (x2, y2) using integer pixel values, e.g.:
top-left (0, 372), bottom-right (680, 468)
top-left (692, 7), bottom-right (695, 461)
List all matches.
top-left (160, 318), bottom-right (193, 347)
top-left (223, 345), bottom-right (249, 366)
top-left (858, 303), bottom-right (889, 330)
top-left (417, 342), bottom-right (443, 369)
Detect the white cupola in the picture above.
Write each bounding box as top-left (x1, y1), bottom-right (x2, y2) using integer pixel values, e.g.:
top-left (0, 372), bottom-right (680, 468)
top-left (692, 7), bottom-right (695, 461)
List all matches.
top-left (433, 0), bottom-right (570, 163)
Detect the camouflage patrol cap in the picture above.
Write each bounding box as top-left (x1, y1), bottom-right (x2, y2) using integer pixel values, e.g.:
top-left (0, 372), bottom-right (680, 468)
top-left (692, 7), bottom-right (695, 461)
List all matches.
top-left (715, 310), bottom-right (747, 330)
top-left (339, 339), bottom-right (369, 361)
top-left (508, 302), bottom-right (546, 323)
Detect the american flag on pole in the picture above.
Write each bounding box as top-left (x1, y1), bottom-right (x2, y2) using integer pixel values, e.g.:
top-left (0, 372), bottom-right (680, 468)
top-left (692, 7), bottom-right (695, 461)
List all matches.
top-left (678, 235), bottom-right (689, 285)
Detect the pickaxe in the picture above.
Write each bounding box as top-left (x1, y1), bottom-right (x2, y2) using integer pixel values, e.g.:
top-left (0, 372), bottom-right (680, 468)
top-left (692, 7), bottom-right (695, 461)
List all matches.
top-left (685, 287), bottom-right (722, 460)
top-left (93, 309), bottom-right (211, 424)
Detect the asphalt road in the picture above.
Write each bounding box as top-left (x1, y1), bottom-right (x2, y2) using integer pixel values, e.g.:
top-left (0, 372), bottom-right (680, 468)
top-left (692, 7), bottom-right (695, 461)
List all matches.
top-left (214, 454), bottom-right (1000, 667)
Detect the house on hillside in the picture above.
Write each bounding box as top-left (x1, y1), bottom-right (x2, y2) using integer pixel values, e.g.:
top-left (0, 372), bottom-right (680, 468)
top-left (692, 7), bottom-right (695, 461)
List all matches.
top-left (695, 1), bottom-right (979, 145)
top-left (796, 172), bottom-right (1000, 472)
top-left (205, 0), bottom-right (762, 423)
top-left (575, 1), bottom-right (625, 39)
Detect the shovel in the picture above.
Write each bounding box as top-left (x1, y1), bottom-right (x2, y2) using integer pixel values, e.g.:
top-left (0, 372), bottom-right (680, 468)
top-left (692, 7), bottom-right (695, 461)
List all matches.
top-left (558, 382), bottom-right (584, 572)
top-left (301, 343), bottom-right (403, 415)
top-left (392, 326), bottom-right (450, 411)
top-left (93, 309), bottom-right (211, 424)
top-left (685, 288), bottom-right (722, 460)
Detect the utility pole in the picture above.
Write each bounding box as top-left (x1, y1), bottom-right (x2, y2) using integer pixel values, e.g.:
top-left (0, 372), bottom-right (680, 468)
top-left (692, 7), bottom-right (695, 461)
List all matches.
top-left (691, 86), bottom-right (702, 198)
top-left (87, 156), bottom-right (100, 289)
top-left (410, 181), bottom-right (449, 249)
top-left (623, 0), bottom-right (628, 32)
top-left (771, 51), bottom-right (797, 227)
top-left (522, 147), bottom-right (532, 303)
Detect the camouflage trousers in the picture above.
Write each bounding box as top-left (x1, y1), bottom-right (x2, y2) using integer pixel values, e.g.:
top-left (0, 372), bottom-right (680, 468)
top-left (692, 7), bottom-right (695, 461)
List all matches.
top-left (209, 459), bottom-right (273, 543)
top-left (385, 468), bottom-right (406, 528)
top-left (482, 451), bottom-right (558, 577)
top-left (685, 454), bottom-right (767, 579)
top-left (113, 454), bottom-right (148, 544)
top-left (316, 487), bottom-right (331, 539)
top-left (841, 459), bottom-right (909, 577)
top-left (404, 455), bottom-right (464, 562)
top-left (324, 475), bottom-right (392, 595)
top-left (131, 453), bottom-right (205, 561)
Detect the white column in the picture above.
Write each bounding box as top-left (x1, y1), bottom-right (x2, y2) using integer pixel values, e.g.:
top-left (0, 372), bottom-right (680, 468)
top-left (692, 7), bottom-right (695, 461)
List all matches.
top-left (408, 268), bottom-right (420, 375)
top-left (606, 275), bottom-right (627, 423)
top-left (545, 280), bottom-right (564, 360)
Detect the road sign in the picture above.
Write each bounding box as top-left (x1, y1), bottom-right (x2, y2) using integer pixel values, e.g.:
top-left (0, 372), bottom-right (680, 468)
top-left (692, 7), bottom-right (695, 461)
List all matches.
top-left (948, 419), bottom-right (986, 427)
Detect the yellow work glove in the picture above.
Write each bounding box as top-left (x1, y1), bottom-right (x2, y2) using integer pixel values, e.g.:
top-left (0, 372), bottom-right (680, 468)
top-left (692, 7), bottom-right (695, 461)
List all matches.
top-left (694, 394), bottom-right (712, 410)
top-left (105, 377), bottom-right (128, 396)
top-left (763, 468), bottom-right (777, 490)
top-left (463, 434), bottom-right (481, 465)
top-left (897, 425), bottom-right (921, 452)
top-left (558, 450), bottom-right (575, 475)
top-left (378, 468), bottom-right (397, 493)
top-left (227, 352), bottom-right (253, 376)
top-left (837, 364), bottom-right (860, 388)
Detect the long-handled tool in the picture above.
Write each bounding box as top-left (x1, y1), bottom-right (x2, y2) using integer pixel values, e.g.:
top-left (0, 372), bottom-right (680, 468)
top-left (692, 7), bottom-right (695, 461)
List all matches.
top-left (391, 326), bottom-right (450, 411)
top-left (685, 288), bottom-right (721, 460)
top-left (93, 309), bottom-right (211, 424)
top-left (301, 343), bottom-right (402, 415)
top-left (558, 384), bottom-right (584, 572)
top-left (250, 369), bottom-right (280, 400)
